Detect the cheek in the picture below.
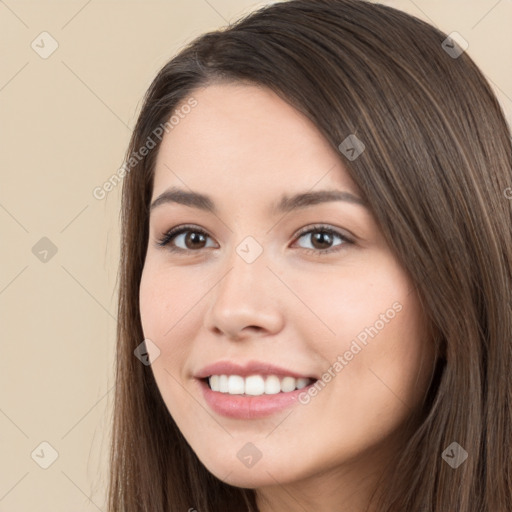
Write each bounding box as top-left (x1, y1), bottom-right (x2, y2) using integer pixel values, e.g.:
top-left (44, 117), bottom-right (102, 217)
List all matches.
top-left (139, 262), bottom-right (208, 380)
top-left (139, 268), bottom-right (165, 341)
top-left (292, 254), bottom-right (413, 354)
top-left (139, 267), bottom-right (191, 405)
top-left (296, 254), bottom-right (433, 410)
top-left (139, 265), bottom-right (195, 416)
top-left (139, 262), bottom-right (193, 340)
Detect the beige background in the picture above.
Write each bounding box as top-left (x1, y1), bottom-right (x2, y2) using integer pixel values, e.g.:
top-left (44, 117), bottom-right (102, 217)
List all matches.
top-left (1, 0), bottom-right (511, 510)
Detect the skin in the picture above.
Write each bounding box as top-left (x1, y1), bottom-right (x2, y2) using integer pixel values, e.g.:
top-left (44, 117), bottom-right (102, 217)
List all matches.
top-left (139, 82), bottom-right (437, 512)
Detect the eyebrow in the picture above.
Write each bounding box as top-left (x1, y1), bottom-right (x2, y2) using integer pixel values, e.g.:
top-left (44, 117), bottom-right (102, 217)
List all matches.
top-left (149, 186), bottom-right (368, 215)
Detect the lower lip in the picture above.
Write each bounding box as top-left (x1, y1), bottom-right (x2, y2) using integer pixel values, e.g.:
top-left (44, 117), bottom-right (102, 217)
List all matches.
top-left (198, 378), bottom-right (316, 419)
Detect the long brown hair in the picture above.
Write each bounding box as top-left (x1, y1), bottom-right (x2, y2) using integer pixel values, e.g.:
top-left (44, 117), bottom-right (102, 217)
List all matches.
top-left (107, 1), bottom-right (512, 510)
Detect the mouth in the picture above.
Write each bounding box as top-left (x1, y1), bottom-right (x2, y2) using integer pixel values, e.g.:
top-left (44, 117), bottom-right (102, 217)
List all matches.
top-left (201, 374), bottom-right (317, 396)
top-left (197, 374), bottom-right (319, 419)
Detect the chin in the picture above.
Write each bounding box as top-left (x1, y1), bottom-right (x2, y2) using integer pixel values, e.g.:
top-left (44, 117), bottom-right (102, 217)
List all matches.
top-left (207, 463), bottom-right (281, 489)
top-left (195, 445), bottom-right (308, 489)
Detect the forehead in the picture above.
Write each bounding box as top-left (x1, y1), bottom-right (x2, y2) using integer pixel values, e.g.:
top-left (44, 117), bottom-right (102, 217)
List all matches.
top-left (152, 83), bottom-right (359, 201)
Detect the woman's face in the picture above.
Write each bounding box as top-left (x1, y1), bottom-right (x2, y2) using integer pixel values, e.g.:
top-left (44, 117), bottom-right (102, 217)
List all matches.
top-left (139, 83), bottom-right (436, 507)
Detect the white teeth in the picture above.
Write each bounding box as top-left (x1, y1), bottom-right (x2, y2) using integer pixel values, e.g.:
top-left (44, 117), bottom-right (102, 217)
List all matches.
top-left (264, 375), bottom-right (281, 395)
top-left (245, 375), bottom-right (265, 395)
top-left (219, 375), bottom-right (229, 393)
top-left (210, 375), bottom-right (220, 391)
top-left (207, 374), bottom-right (314, 396)
top-left (296, 377), bottom-right (309, 389)
top-left (228, 375), bottom-right (245, 395)
top-left (281, 376), bottom-right (296, 392)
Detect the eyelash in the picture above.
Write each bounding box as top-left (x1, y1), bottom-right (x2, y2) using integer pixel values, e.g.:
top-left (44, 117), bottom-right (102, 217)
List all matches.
top-left (155, 223), bottom-right (353, 256)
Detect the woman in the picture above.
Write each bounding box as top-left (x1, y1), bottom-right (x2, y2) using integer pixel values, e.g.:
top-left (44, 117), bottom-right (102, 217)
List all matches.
top-left (107, 0), bottom-right (512, 510)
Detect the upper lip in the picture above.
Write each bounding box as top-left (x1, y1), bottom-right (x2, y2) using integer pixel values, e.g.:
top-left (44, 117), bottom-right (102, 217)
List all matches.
top-left (195, 360), bottom-right (318, 380)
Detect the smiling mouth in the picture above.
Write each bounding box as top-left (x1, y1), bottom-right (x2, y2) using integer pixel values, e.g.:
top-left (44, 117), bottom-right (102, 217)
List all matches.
top-left (201, 375), bottom-right (317, 396)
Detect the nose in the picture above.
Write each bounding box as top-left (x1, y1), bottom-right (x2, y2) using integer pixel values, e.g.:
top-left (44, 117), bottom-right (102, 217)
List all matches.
top-left (203, 247), bottom-right (285, 341)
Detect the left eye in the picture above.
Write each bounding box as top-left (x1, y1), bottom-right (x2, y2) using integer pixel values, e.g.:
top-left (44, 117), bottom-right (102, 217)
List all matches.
top-left (293, 226), bottom-right (352, 254)
top-left (156, 224), bottom-right (352, 255)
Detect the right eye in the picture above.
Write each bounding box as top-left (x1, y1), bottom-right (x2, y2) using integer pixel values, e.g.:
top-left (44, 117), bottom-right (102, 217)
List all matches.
top-left (156, 225), bottom-right (217, 253)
